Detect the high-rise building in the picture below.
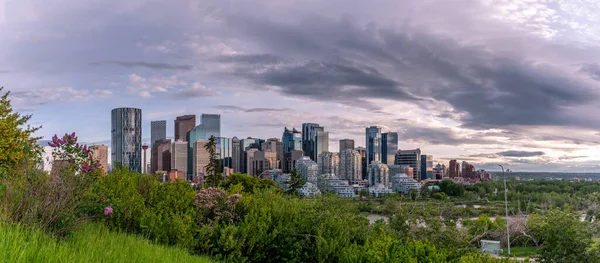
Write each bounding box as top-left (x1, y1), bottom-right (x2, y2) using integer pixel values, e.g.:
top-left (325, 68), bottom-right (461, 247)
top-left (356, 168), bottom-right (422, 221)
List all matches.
top-left (395, 148), bottom-right (421, 181)
top-left (263, 138), bottom-right (284, 169)
top-left (388, 164), bottom-right (404, 177)
top-left (246, 148), bottom-right (259, 176)
top-left (339, 139), bottom-right (355, 153)
top-left (283, 150), bottom-right (304, 173)
top-left (252, 150), bottom-right (278, 176)
top-left (462, 161), bottom-right (476, 179)
top-left (295, 156), bottom-right (318, 183)
top-left (111, 107), bottom-right (142, 172)
top-left (355, 146), bottom-right (367, 180)
top-left (366, 126), bottom-right (382, 165)
top-left (339, 149), bottom-right (362, 184)
top-left (448, 160), bottom-right (460, 178)
top-left (218, 137), bottom-right (232, 170)
top-left (433, 163), bottom-right (445, 180)
top-left (368, 161), bottom-right (389, 186)
top-left (171, 141), bottom-right (188, 176)
top-left (151, 139), bottom-right (172, 174)
top-left (89, 145), bottom-right (108, 174)
top-left (317, 152), bottom-right (339, 176)
top-left (420, 155), bottom-right (434, 180)
top-left (186, 114), bottom-right (221, 178)
top-left (231, 137), bottom-right (241, 173)
top-left (302, 123), bottom-right (328, 161)
top-left (282, 127), bottom-right (302, 153)
top-left (192, 140), bottom-right (210, 185)
top-left (381, 132), bottom-right (398, 165)
top-left (174, 115), bottom-right (196, 141)
top-left (150, 120), bottom-right (167, 146)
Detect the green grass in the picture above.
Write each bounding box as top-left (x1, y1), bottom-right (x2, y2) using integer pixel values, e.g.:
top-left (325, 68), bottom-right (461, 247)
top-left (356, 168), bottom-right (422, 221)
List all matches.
top-left (502, 246), bottom-right (539, 258)
top-left (0, 222), bottom-right (214, 263)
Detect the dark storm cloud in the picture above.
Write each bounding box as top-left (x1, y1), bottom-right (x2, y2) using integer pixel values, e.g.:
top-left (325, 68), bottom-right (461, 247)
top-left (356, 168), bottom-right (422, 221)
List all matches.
top-left (220, 14), bottom-right (597, 129)
top-left (497, 151), bottom-right (545, 157)
top-left (400, 126), bottom-right (496, 146)
top-left (580, 63), bottom-right (600, 81)
top-left (213, 105), bottom-right (292, 112)
top-left (90, 61), bottom-right (192, 70)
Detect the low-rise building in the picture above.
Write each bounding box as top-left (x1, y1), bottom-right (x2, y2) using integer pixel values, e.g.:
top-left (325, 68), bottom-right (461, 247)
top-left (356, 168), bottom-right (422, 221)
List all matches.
top-left (297, 182), bottom-right (321, 197)
top-left (368, 184), bottom-right (394, 198)
top-left (391, 174), bottom-right (421, 194)
top-left (317, 174), bottom-right (356, 198)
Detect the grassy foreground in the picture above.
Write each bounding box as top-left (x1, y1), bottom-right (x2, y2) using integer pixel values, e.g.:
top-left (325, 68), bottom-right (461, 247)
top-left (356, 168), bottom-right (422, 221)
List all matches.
top-left (0, 222), bottom-right (214, 263)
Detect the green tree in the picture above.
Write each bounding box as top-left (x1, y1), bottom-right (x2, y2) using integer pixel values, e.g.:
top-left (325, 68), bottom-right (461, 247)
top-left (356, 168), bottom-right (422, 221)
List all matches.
top-left (0, 87), bottom-right (41, 178)
top-left (286, 168), bottom-right (304, 195)
top-left (203, 135), bottom-right (223, 187)
top-left (409, 188), bottom-right (419, 201)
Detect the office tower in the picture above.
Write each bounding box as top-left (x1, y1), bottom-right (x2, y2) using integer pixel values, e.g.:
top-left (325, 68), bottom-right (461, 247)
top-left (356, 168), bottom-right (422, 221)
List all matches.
top-left (238, 137), bottom-right (258, 174)
top-left (282, 127), bottom-right (302, 153)
top-left (283, 150), bottom-right (304, 173)
top-left (368, 161), bottom-right (389, 186)
top-left (252, 150), bottom-right (278, 176)
top-left (420, 155), bottom-right (434, 180)
top-left (433, 164), bottom-right (445, 180)
top-left (186, 114), bottom-right (221, 178)
top-left (295, 156), bottom-right (318, 183)
top-left (192, 140), bottom-right (210, 185)
top-left (150, 120), bottom-right (167, 146)
top-left (174, 115), bottom-right (196, 141)
top-left (317, 152), bottom-right (339, 176)
top-left (171, 141), bottom-right (188, 176)
top-left (366, 126), bottom-right (382, 165)
top-left (151, 139), bottom-right (171, 174)
top-left (355, 146), bottom-right (367, 180)
top-left (448, 160), bottom-right (460, 178)
top-left (263, 138), bottom-right (284, 169)
top-left (381, 132), bottom-right (398, 165)
top-left (462, 161), bottom-right (475, 179)
top-left (111, 107), bottom-right (142, 172)
top-left (339, 139), bottom-right (355, 153)
top-left (217, 137), bottom-right (232, 170)
top-left (231, 137), bottom-right (241, 172)
top-left (246, 148), bottom-right (259, 176)
top-left (302, 123), bottom-right (328, 161)
top-left (394, 148), bottom-right (421, 181)
top-left (339, 149), bottom-right (362, 184)
top-left (89, 145), bottom-right (108, 174)
top-left (388, 164), bottom-right (404, 177)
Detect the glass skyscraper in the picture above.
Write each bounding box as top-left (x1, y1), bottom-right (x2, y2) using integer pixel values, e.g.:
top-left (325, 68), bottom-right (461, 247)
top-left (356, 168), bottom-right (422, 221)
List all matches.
top-left (186, 114), bottom-right (221, 178)
top-left (282, 127), bottom-right (302, 153)
top-left (302, 123), bottom-right (328, 161)
top-left (365, 126), bottom-right (382, 166)
top-left (217, 137), bottom-right (232, 169)
top-left (150, 120), bottom-right (166, 146)
top-left (381, 132), bottom-right (398, 165)
top-left (111, 107), bottom-right (142, 172)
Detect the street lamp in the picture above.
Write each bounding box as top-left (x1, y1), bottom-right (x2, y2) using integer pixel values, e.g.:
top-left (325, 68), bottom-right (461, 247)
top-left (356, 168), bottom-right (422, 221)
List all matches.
top-left (499, 165), bottom-right (510, 256)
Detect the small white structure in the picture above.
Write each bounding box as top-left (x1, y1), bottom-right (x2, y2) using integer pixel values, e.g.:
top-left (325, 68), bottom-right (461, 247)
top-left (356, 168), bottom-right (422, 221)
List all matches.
top-left (318, 174), bottom-right (356, 198)
top-left (391, 174), bottom-right (421, 194)
top-left (297, 182), bottom-right (321, 198)
top-left (368, 184), bottom-right (393, 198)
top-left (480, 240), bottom-right (502, 255)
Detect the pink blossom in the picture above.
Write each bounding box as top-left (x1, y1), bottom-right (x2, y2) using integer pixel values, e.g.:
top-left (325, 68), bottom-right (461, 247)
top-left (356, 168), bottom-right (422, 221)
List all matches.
top-left (104, 206), bottom-right (113, 216)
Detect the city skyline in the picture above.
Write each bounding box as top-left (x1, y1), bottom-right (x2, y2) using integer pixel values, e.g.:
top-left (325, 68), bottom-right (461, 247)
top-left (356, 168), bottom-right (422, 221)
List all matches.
top-left (3, 0), bottom-right (600, 172)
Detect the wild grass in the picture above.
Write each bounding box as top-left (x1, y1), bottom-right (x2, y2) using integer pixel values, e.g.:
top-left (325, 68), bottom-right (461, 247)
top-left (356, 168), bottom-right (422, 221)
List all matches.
top-left (0, 222), bottom-right (214, 263)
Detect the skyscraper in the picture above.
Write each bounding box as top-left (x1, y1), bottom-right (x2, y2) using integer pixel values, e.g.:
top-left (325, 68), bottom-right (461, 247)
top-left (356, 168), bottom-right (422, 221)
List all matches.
top-left (239, 137), bottom-right (259, 174)
top-left (231, 137), bottom-right (241, 173)
top-left (89, 144), bottom-right (108, 174)
top-left (193, 140), bottom-right (210, 185)
top-left (218, 137), bottom-right (232, 170)
top-left (339, 149), bottom-right (362, 184)
top-left (263, 138), bottom-right (284, 169)
top-left (282, 127), bottom-right (302, 153)
top-left (150, 120), bottom-right (167, 146)
top-left (302, 123), bottom-right (328, 161)
top-left (171, 141), bottom-right (188, 176)
top-left (252, 150), bottom-right (278, 176)
top-left (366, 126), bottom-right (382, 166)
top-left (395, 148), bottom-right (421, 181)
top-left (317, 152), bottom-right (339, 176)
top-left (420, 155), bottom-right (434, 180)
top-left (381, 132), bottom-right (398, 165)
top-left (174, 115), bottom-right (196, 141)
top-left (283, 150), bottom-right (303, 173)
top-left (186, 114), bottom-right (221, 178)
top-left (355, 146), bottom-right (367, 180)
top-left (339, 139), bottom-right (355, 153)
top-left (368, 161), bottom-right (389, 186)
top-left (151, 139), bottom-right (171, 173)
top-left (448, 160), bottom-right (460, 178)
top-left (111, 107), bottom-right (142, 172)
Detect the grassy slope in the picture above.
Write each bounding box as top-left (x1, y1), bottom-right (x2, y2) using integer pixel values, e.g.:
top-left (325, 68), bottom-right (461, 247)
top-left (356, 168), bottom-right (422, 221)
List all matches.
top-left (0, 223), bottom-right (214, 263)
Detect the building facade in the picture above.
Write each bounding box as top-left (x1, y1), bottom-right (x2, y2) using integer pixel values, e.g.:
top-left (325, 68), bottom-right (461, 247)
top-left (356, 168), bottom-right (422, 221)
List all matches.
top-left (295, 156), bottom-right (319, 183)
top-left (174, 115), bottom-right (196, 141)
top-left (420, 155), bottom-right (434, 180)
top-left (231, 137), bottom-right (241, 173)
top-left (252, 150), bottom-right (278, 176)
top-left (381, 132), bottom-right (398, 165)
top-left (282, 127), bottom-right (302, 153)
top-left (283, 150), bottom-right (304, 173)
top-left (186, 114), bottom-right (221, 178)
top-left (366, 126), bottom-right (382, 166)
top-left (355, 146), bottom-right (367, 180)
top-left (391, 174), bottom-right (421, 194)
top-left (151, 139), bottom-right (172, 174)
top-left (150, 120), bottom-right (167, 146)
top-left (192, 140), bottom-right (210, 184)
top-left (302, 123), bottom-right (328, 161)
top-left (395, 149), bottom-right (421, 181)
top-left (89, 144), bottom-right (108, 174)
top-left (448, 160), bottom-right (460, 178)
top-left (317, 152), bottom-right (339, 176)
top-left (111, 107), bottom-right (142, 172)
top-left (339, 149), bottom-right (362, 184)
top-left (218, 137), bottom-right (232, 170)
top-left (367, 161), bottom-right (389, 186)
top-left (171, 141), bottom-right (188, 176)
top-left (339, 139), bottom-right (355, 153)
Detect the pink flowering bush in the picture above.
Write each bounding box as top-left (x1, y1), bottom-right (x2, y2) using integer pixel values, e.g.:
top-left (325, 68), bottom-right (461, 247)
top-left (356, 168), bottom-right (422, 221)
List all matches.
top-left (48, 132), bottom-right (101, 175)
top-left (104, 206), bottom-right (113, 216)
top-left (195, 187), bottom-right (242, 224)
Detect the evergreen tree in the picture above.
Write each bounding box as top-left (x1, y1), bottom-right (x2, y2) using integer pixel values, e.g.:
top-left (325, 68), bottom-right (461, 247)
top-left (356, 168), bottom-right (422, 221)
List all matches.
top-left (203, 135), bottom-right (223, 187)
top-left (286, 168), bottom-right (304, 195)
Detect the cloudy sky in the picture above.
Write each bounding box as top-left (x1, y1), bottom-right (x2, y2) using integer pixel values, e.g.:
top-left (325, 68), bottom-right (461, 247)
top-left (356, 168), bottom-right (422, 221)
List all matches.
top-left (2, 0), bottom-right (600, 172)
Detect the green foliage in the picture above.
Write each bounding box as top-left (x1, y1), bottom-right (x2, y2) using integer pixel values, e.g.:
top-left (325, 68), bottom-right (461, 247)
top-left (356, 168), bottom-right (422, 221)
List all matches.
top-left (0, 222), bottom-right (213, 263)
top-left (204, 136), bottom-right (223, 187)
top-left (433, 192), bottom-right (448, 201)
top-left (220, 173), bottom-right (282, 195)
top-left (286, 168), bottom-right (304, 195)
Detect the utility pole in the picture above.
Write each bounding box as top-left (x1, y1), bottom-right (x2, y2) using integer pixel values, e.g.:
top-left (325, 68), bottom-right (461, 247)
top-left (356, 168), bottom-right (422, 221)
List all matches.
top-left (499, 165), bottom-right (510, 256)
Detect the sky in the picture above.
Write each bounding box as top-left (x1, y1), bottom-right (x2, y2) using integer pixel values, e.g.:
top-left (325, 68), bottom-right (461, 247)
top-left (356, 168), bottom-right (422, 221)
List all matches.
top-left (2, 0), bottom-right (600, 172)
